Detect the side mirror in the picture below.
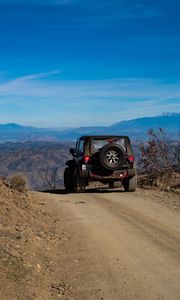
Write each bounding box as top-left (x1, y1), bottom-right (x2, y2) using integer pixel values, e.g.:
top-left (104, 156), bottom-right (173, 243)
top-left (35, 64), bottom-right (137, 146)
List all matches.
top-left (69, 148), bottom-right (75, 155)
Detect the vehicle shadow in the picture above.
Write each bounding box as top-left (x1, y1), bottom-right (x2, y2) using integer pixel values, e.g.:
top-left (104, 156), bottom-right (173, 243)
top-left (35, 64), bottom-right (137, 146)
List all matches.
top-left (85, 188), bottom-right (125, 193)
top-left (42, 187), bottom-right (125, 194)
top-left (42, 189), bottom-right (68, 194)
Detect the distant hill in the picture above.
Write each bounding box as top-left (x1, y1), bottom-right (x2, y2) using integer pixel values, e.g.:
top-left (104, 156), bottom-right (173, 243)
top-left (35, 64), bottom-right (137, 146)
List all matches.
top-left (0, 113), bottom-right (179, 142)
top-left (108, 113), bottom-right (180, 138)
top-left (0, 142), bottom-right (72, 190)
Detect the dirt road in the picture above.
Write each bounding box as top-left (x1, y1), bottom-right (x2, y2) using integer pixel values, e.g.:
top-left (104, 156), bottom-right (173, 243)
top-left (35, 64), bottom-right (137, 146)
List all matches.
top-left (37, 188), bottom-right (180, 300)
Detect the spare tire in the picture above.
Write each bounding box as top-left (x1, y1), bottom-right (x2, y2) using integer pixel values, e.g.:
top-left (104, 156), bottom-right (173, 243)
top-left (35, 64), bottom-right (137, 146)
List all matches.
top-left (99, 143), bottom-right (126, 171)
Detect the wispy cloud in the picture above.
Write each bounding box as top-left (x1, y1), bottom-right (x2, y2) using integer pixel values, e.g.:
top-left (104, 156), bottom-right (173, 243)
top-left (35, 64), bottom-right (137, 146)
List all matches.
top-left (0, 72), bottom-right (180, 126)
top-left (0, 71), bottom-right (60, 93)
top-left (1, 73), bottom-right (180, 100)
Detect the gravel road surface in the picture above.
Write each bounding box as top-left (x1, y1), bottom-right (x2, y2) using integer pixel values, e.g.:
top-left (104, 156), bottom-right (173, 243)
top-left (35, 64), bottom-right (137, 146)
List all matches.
top-left (43, 188), bottom-right (180, 300)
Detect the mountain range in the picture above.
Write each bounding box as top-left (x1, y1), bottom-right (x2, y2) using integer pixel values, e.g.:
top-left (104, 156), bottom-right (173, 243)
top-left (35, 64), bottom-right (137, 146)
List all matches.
top-left (0, 113), bottom-right (179, 142)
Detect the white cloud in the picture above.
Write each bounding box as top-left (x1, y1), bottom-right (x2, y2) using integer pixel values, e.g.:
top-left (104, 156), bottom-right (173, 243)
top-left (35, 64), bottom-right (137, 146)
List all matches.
top-left (0, 73), bottom-right (180, 101)
top-left (0, 72), bottom-right (180, 126)
top-left (0, 70), bottom-right (60, 93)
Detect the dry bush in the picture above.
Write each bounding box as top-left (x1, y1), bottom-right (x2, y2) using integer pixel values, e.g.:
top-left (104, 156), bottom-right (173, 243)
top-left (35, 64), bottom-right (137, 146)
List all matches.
top-left (10, 174), bottom-right (27, 192)
top-left (139, 128), bottom-right (180, 175)
top-left (41, 167), bottom-right (60, 190)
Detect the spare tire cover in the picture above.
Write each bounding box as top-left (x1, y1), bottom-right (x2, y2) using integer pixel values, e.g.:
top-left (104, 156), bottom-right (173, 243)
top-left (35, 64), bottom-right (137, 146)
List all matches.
top-left (99, 143), bottom-right (126, 171)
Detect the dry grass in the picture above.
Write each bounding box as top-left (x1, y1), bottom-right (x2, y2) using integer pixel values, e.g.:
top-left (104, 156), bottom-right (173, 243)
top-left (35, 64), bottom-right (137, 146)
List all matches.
top-left (10, 174), bottom-right (27, 192)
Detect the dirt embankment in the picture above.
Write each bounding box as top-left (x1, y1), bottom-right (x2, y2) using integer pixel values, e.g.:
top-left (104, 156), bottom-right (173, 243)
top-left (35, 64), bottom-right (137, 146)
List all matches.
top-left (0, 178), bottom-right (65, 299)
top-left (138, 171), bottom-right (180, 194)
top-left (0, 178), bottom-right (180, 299)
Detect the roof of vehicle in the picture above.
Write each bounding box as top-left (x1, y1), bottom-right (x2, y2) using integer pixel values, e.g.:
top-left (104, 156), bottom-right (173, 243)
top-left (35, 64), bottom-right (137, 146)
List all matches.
top-left (79, 135), bottom-right (130, 140)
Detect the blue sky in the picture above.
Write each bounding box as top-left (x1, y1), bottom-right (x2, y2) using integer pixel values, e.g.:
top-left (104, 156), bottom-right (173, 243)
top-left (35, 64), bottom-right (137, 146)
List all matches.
top-left (0, 0), bottom-right (180, 127)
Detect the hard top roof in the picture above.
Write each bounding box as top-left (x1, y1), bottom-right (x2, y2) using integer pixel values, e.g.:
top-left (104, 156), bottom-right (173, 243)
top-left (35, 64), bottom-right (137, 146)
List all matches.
top-left (79, 135), bottom-right (130, 140)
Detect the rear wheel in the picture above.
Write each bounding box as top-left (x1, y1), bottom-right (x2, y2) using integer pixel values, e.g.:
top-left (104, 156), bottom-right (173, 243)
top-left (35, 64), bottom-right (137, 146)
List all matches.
top-left (123, 175), bottom-right (137, 192)
top-left (64, 167), bottom-right (73, 192)
top-left (73, 169), bottom-right (86, 193)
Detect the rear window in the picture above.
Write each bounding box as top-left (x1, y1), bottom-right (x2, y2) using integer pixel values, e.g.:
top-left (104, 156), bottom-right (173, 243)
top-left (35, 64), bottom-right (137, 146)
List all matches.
top-left (90, 138), bottom-right (126, 153)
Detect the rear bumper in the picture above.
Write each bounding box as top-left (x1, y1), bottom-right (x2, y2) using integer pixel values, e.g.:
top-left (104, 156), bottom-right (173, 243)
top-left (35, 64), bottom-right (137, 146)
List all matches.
top-left (80, 168), bottom-right (136, 180)
top-left (89, 170), bottom-right (128, 180)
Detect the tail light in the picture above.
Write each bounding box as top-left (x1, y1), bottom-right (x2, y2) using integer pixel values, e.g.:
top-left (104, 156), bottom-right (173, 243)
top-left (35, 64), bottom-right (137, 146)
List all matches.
top-left (128, 155), bottom-right (134, 162)
top-left (83, 155), bottom-right (90, 163)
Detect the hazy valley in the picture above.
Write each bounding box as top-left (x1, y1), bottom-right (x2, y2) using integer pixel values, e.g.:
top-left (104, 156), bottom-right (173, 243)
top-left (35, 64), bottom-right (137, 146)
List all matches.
top-left (0, 113), bottom-right (179, 190)
top-left (0, 142), bottom-right (72, 190)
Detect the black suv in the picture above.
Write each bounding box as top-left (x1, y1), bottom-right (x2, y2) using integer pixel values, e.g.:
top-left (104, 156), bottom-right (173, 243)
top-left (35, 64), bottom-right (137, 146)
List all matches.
top-left (64, 135), bottom-right (137, 192)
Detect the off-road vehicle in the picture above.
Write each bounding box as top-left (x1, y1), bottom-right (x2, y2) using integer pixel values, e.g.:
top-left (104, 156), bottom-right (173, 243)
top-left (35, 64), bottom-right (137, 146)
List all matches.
top-left (64, 135), bottom-right (137, 192)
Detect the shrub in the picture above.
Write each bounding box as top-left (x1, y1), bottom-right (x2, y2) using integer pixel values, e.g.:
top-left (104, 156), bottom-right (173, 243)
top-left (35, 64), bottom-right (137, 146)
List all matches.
top-left (41, 167), bottom-right (60, 190)
top-left (10, 174), bottom-right (27, 192)
top-left (139, 128), bottom-right (180, 175)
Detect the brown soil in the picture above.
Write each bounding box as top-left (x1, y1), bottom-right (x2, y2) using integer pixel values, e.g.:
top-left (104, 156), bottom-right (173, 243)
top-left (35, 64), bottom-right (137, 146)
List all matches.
top-left (0, 179), bottom-right (180, 299)
top-left (0, 178), bottom-right (60, 299)
top-left (138, 171), bottom-right (180, 194)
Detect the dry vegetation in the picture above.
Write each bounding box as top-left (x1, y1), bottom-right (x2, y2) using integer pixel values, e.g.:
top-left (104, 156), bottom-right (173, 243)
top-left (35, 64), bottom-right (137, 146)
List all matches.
top-left (10, 174), bottom-right (27, 192)
top-left (139, 128), bottom-right (180, 193)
